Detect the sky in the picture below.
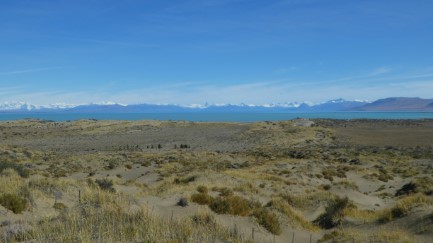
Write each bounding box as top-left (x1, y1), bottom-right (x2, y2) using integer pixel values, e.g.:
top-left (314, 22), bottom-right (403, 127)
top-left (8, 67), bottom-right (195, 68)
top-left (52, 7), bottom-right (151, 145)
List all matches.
top-left (1, 0), bottom-right (433, 105)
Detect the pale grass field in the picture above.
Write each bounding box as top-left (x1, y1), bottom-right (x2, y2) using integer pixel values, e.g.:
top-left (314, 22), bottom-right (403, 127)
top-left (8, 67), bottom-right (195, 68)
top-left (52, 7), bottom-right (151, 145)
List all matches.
top-left (0, 119), bottom-right (432, 242)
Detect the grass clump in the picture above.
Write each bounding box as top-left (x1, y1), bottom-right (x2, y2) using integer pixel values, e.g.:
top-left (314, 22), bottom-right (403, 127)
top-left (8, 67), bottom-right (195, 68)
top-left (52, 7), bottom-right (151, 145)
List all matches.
top-left (197, 185), bottom-right (208, 193)
top-left (209, 195), bottom-right (250, 216)
top-left (192, 212), bottom-right (216, 226)
top-left (268, 198), bottom-right (318, 231)
top-left (191, 193), bottom-right (214, 205)
top-left (0, 193), bottom-right (27, 214)
top-left (252, 208), bottom-right (281, 235)
top-left (174, 175), bottom-right (197, 184)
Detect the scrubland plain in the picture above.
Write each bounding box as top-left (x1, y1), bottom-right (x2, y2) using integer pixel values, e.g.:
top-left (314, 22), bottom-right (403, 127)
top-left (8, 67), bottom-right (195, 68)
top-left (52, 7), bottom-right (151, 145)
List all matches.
top-left (0, 119), bottom-right (432, 242)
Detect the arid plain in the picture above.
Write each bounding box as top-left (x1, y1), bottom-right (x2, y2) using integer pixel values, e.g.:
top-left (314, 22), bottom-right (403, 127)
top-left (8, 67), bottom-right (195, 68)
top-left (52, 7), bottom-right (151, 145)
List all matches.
top-left (0, 118), bottom-right (432, 242)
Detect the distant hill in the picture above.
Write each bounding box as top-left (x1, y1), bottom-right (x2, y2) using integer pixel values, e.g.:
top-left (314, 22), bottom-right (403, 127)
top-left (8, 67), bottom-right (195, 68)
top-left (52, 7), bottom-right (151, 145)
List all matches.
top-left (351, 97), bottom-right (433, 111)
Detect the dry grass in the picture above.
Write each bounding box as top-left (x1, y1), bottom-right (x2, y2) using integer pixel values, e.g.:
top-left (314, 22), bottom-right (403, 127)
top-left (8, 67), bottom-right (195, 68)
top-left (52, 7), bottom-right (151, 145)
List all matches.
top-left (268, 198), bottom-right (319, 231)
top-left (1, 181), bottom-right (247, 242)
top-left (2, 119), bottom-right (433, 242)
top-left (319, 227), bottom-right (415, 243)
top-left (378, 193), bottom-right (433, 223)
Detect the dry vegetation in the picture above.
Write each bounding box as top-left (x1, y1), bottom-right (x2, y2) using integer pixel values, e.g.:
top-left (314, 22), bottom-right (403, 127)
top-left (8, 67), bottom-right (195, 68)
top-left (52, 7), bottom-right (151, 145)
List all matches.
top-left (0, 118), bottom-right (432, 242)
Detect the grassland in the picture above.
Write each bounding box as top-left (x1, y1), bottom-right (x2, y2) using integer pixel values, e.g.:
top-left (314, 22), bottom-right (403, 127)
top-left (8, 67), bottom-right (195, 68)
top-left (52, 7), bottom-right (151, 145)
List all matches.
top-left (0, 118), bottom-right (432, 242)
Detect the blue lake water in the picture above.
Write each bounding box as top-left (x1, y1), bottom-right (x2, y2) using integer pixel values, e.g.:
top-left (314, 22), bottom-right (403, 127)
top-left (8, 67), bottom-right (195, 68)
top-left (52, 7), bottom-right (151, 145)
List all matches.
top-left (1, 112), bottom-right (433, 122)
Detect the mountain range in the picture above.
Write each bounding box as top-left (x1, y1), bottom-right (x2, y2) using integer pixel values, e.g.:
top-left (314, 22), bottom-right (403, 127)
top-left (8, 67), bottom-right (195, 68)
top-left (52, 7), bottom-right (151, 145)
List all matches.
top-left (0, 97), bottom-right (432, 113)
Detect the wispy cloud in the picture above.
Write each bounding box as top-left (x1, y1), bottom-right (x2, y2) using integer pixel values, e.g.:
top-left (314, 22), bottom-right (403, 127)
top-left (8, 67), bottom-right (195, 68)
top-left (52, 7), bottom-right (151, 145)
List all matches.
top-left (56, 36), bottom-right (160, 48)
top-left (0, 66), bottom-right (72, 76)
top-left (1, 67), bottom-right (432, 106)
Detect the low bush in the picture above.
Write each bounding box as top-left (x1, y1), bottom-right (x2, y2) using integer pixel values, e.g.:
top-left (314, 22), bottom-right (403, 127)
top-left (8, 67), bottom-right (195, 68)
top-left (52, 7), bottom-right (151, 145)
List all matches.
top-left (314, 197), bottom-right (353, 229)
top-left (191, 193), bottom-right (214, 205)
top-left (209, 195), bottom-right (250, 216)
top-left (0, 193), bottom-right (27, 214)
top-left (396, 177), bottom-right (433, 196)
top-left (95, 179), bottom-right (115, 192)
top-left (177, 197), bottom-right (188, 207)
top-left (53, 202), bottom-right (68, 210)
top-left (196, 185), bottom-right (208, 194)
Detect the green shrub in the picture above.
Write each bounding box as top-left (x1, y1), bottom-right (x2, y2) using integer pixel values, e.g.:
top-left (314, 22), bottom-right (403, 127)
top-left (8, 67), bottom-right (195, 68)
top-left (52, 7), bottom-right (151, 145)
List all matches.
top-left (252, 208), bottom-right (281, 235)
top-left (191, 193), bottom-right (214, 205)
top-left (209, 195), bottom-right (250, 216)
top-left (209, 197), bottom-right (230, 214)
top-left (53, 202), bottom-right (68, 210)
top-left (196, 185), bottom-right (208, 194)
top-left (0, 161), bottom-right (29, 178)
top-left (0, 193), bottom-right (27, 214)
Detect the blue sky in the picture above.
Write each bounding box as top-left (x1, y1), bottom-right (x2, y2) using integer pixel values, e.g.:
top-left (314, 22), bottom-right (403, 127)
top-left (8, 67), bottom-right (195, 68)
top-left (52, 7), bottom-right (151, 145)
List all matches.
top-left (1, 0), bottom-right (433, 105)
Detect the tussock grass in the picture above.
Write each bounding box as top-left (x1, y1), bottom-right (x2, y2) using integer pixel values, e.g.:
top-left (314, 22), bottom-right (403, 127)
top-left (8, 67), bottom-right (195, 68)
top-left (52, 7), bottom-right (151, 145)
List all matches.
top-left (252, 208), bottom-right (281, 235)
top-left (268, 198), bottom-right (319, 231)
top-left (191, 193), bottom-right (214, 205)
top-left (378, 193), bottom-right (433, 223)
top-left (209, 195), bottom-right (251, 216)
top-left (279, 191), bottom-right (336, 210)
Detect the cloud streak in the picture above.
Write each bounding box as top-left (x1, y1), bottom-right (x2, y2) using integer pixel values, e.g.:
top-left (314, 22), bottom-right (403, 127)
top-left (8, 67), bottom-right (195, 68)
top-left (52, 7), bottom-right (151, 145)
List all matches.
top-left (0, 66), bottom-right (72, 76)
top-left (1, 67), bottom-right (432, 106)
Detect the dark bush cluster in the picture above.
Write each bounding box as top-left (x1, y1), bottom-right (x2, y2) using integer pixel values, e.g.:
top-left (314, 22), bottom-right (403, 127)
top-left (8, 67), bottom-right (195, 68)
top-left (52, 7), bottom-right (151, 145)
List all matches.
top-left (177, 197), bottom-right (188, 207)
top-left (95, 178), bottom-right (115, 192)
top-left (395, 177), bottom-right (433, 196)
top-left (314, 197), bottom-right (353, 229)
top-left (0, 161), bottom-right (29, 178)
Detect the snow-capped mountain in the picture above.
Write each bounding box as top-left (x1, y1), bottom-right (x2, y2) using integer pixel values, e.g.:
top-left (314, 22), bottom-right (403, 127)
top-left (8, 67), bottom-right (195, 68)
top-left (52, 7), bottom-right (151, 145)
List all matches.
top-left (0, 102), bottom-right (40, 111)
top-left (0, 98), bottom-right (372, 113)
top-left (26, 98), bottom-right (433, 113)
